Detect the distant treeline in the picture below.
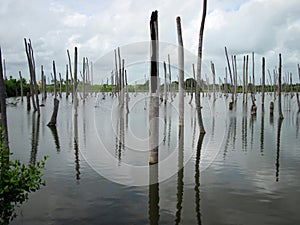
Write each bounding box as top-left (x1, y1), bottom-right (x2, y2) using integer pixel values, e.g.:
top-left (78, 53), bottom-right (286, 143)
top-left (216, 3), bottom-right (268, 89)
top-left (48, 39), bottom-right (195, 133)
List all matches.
top-left (4, 76), bottom-right (300, 98)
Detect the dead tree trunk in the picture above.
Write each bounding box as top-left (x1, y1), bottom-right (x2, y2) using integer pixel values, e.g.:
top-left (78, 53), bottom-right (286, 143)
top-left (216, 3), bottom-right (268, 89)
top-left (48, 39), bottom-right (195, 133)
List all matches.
top-left (278, 54), bottom-right (284, 119)
top-left (211, 61), bottom-right (216, 101)
top-left (66, 64), bottom-right (69, 98)
top-left (59, 73), bottom-right (62, 98)
top-left (168, 54), bottom-right (172, 101)
top-left (252, 52), bottom-right (256, 95)
top-left (163, 61), bottom-right (167, 105)
top-left (262, 57), bottom-right (265, 108)
top-left (242, 56), bottom-right (245, 104)
top-left (0, 48), bottom-right (9, 157)
top-left (53, 60), bottom-right (57, 99)
top-left (225, 47), bottom-right (234, 107)
top-left (176, 16), bottom-right (184, 126)
top-left (195, 0), bottom-right (207, 134)
top-left (24, 39), bottom-right (38, 112)
top-left (245, 55), bottom-right (249, 103)
top-left (149, 10), bottom-right (159, 165)
top-left (26, 92), bottom-right (31, 111)
top-left (189, 64), bottom-right (196, 104)
top-left (47, 60), bottom-right (60, 126)
top-left (67, 49), bottom-right (74, 101)
top-left (73, 47), bottom-right (78, 108)
top-left (114, 49), bottom-right (119, 93)
top-left (19, 71), bottom-right (23, 101)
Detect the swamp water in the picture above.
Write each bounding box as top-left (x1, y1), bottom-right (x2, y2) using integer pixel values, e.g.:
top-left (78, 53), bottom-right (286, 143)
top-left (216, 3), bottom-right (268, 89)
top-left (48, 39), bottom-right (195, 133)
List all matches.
top-left (6, 93), bottom-right (300, 225)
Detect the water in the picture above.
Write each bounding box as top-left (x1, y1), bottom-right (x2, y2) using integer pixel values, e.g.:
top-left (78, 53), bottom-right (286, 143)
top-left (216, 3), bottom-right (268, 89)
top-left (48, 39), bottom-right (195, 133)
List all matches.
top-left (6, 93), bottom-right (300, 225)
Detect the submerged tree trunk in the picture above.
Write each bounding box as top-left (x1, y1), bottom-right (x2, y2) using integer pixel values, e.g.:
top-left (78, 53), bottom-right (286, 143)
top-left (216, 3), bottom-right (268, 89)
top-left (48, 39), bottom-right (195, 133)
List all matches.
top-left (149, 10), bottom-right (159, 165)
top-left (176, 16), bottom-right (184, 126)
top-left (48, 60), bottom-right (60, 126)
top-left (278, 54), bottom-right (284, 119)
top-left (195, 0), bottom-right (207, 134)
top-left (47, 98), bottom-right (59, 127)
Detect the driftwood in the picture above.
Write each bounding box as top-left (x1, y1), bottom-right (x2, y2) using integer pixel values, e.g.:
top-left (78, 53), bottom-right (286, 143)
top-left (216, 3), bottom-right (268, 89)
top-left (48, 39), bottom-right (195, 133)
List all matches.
top-left (176, 16), bottom-right (184, 126)
top-left (195, 0), bottom-right (207, 134)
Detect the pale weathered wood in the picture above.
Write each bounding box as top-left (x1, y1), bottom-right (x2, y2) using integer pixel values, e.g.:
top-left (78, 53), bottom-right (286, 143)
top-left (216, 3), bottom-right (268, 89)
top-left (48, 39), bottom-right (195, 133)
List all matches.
top-left (149, 10), bottom-right (159, 165)
top-left (195, 0), bottom-right (207, 134)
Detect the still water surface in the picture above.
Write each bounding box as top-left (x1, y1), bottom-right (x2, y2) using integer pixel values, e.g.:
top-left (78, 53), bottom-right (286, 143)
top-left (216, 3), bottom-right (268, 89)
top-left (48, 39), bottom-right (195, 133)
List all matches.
top-left (7, 93), bottom-right (300, 225)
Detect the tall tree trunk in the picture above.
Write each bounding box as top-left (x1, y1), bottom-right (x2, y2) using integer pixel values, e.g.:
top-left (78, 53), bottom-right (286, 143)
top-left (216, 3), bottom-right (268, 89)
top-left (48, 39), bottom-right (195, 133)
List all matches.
top-left (149, 10), bottom-right (159, 165)
top-left (74, 47), bottom-right (78, 108)
top-left (53, 60), bottom-right (57, 99)
top-left (114, 49), bottom-right (119, 93)
top-left (195, 0), bottom-right (207, 134)
top-left (59, 73), bottom-right (62, 98)
top-left (262, 57), bottom-right (265, 108)
top-left (278, 54), bottom-right (284, 119)
top-left (245, 55), bottom-right (249, 103)
top-left (225, 47), bottom-right (234, 105)
top-left (242, 56), bottom-right (245, 104)
top-left (66, 64), bottom-right (69, 98)
top-left (252, 52), bottom-right (256, 95)
top-left (211, 61), bottom-right (216, 101)
top-left (176, 16), bottom-right (184, 126)
top-left (168, 54), bottom-right (172, 101)
top-left (163, 61), bottom-right (167, 105)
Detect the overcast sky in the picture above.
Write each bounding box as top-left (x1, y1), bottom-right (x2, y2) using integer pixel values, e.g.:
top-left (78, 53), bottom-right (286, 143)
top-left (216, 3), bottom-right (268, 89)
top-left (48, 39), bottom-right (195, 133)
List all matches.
top-left (0, 0), bottom-right (299, 84)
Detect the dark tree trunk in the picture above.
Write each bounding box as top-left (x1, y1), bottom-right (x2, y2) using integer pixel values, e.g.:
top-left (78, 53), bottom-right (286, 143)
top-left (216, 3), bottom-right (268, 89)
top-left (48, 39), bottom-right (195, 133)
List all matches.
top-left (195, 0), bottom-right (207, 134)
top-left (47, 98), bottom-right (59, 127)
top-left (278, 54), bottom-right (283, 119)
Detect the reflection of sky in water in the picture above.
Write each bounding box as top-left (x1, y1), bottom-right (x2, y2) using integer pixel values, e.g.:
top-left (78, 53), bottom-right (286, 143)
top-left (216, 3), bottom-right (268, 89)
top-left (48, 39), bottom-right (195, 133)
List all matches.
top-left (6, 93), bottom-right (300, 225)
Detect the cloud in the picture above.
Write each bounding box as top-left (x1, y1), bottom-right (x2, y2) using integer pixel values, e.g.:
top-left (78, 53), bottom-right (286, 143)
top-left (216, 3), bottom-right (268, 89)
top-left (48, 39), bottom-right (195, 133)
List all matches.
top-left (0, 0), bottom-right (299, 84)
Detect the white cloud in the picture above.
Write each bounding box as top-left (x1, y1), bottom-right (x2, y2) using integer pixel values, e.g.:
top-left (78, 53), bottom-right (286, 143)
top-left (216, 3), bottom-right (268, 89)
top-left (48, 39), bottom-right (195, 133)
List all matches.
top-left (0, 0), bottom-right (299, 84)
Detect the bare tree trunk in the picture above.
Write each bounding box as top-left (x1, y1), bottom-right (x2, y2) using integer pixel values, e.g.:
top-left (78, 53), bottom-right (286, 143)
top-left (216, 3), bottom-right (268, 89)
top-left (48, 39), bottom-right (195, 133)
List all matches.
top-left (125, 70), bottom-right (129, 113)
top-left (26, 92), bottom-right (31, 111)
top-left (163, 61), bottom-right (167, 105)
top-left (48, 60), bottom-right (60, 126)
top-left (195, 0), bottom-right (207, 134)
top-left (211, 61), bottom-right (216, 101)
top-left (66, 64), bottom-right (69, 98)
top-left (74, 47), bottom-right (78, 108)
top-left (225, 47), bottom-right (234, 106)
top-left (53, 60), bottom-right (57, 99)
top-left (59, 73), bottom-right (62, 98)
top-left (233, 55), bottom-right (237, 102)
top-left (0, 48), bottom-right (9, 158)
top-left (114, 49), bottom-right (119, 94)
top-left (242, 56), bottom-right (245, 103)
top-left (262, 57), bottom-right (265, 108)
top-left (19, 71), bottom-right (23, 101)
top-left (82, 57), bottom-right (86, 102)
top-left (24, 39), bottom-right (37, 112)
top-left (47, 98), bottom-right (59, 127)
top-left (176, 16), bottom-right (184, 126)
top-left (189, 64), bottom-right (196, 104)
top-left (149, 10), bottom-right (159, 165)
top-left (67, 50), bottom-right (74, 101)
top-left (168, 54), bottom-right (172, 101)
top-left (278, 54), bottom-right (284, 119)
top-left (245, 55), bottom-right (249, 103)
top-left (252, 52), bottom-right (256, 95)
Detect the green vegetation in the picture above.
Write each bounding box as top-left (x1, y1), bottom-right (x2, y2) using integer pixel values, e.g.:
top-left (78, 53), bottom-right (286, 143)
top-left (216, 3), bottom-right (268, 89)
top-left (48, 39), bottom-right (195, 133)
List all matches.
top-left (0, 129), bottom-right (47, 224)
